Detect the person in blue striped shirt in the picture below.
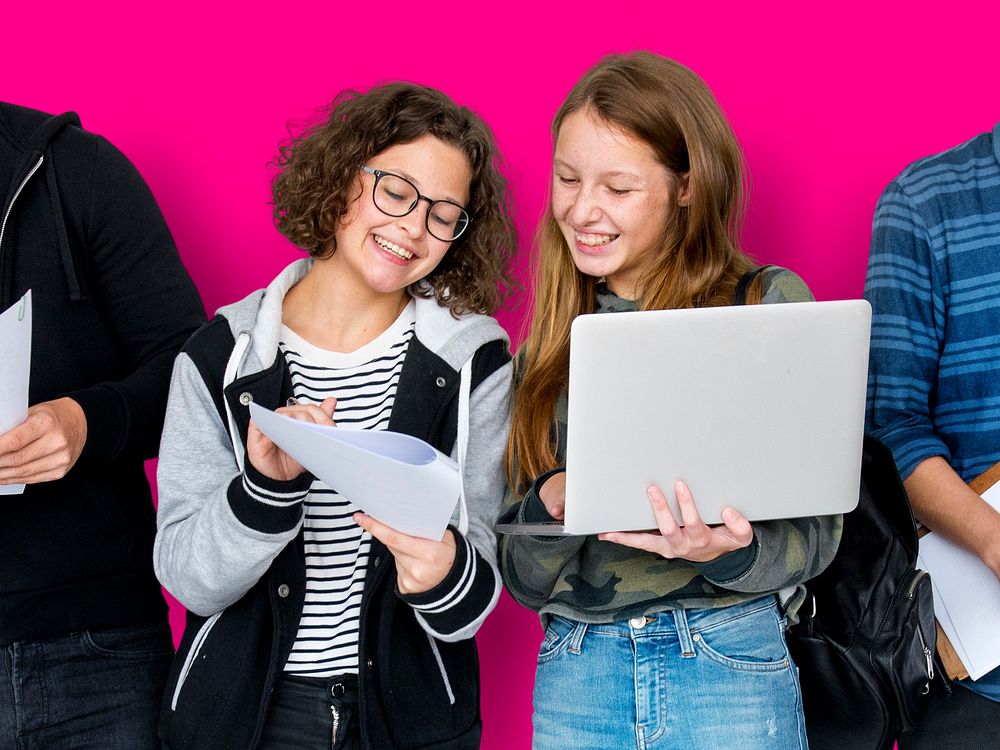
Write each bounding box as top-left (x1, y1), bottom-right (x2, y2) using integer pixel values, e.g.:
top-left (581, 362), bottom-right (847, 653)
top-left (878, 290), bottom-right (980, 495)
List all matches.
top-left (865, 123), bottom-right (1000, 749)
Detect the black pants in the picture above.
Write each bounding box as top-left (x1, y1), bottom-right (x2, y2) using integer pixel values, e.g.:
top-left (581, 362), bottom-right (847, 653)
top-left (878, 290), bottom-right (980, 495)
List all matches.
top-left (0, 622), bottom-right (173, 750)
top-left (259, 673), bottom-right (360, 750)
top-left (898, 680), bottom-right (1000, 750)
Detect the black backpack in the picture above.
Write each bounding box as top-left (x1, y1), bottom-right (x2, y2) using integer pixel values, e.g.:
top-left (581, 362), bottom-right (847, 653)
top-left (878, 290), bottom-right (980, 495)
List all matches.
top-left (785, 435), bottom-right (937, 749)
top-left (735, 267), bottom-right (937, 750)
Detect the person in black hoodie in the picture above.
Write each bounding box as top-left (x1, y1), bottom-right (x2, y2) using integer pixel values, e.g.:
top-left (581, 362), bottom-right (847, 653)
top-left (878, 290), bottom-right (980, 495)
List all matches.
top-left (0, 102), bottom-right (205, 749)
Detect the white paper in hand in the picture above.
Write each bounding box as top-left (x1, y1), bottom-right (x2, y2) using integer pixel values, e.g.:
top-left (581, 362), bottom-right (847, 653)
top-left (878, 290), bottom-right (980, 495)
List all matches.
top-left (917, 482), bottom-right (1000, 680)
top-left (249, 402), bottom-right (460, 540)
top-left (0, 291), bottom-right (32, 496)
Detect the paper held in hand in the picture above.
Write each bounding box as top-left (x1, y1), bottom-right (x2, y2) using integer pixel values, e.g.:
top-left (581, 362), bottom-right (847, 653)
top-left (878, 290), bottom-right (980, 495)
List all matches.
top-left (917, 478), bottom-right (1000, 681)
top-left (248, 403), bottom-right (460, 540)
top-left (0, 291), bottom-right (32, 496)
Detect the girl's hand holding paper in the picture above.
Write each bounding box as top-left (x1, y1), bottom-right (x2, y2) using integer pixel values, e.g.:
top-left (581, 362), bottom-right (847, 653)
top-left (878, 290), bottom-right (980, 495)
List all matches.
top-left (354, 512), bottom-right (457, 594)
top-left (247, 397), bottom-right (336, 480)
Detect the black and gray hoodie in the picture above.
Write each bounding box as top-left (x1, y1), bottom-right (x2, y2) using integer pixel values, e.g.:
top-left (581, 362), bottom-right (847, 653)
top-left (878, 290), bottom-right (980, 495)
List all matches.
top-left (154, 259), bottom-right (513, 749)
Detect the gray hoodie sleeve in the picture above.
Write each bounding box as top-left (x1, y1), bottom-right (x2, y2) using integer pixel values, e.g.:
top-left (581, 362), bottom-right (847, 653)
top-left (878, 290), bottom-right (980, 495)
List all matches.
top-left (153, 352), bottom-right (306, 617)
top-left (403, 358), bottom-right (513, 642)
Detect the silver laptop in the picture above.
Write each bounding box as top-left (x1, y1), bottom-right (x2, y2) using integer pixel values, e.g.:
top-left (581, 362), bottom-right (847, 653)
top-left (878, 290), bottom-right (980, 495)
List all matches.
top-left (497, 300), bottom-right (871, 536)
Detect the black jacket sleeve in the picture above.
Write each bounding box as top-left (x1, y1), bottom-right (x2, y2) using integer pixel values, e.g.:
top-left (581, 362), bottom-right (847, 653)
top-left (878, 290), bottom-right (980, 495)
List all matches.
top-left (66, 135), bottom-right (205, 463)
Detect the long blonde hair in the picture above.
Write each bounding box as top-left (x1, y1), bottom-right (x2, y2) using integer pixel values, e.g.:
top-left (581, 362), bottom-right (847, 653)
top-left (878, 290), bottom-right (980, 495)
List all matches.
top-left (507, 52), bottom-right (762, 491)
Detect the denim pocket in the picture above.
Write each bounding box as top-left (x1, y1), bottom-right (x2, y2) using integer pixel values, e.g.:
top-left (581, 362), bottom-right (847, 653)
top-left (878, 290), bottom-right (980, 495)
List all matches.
top-left (537, 616), bottom-right (577, 664)
top-left (693, 604), bottom-right (791, 673)
top-left (81, 622), bottom-right (175, 662)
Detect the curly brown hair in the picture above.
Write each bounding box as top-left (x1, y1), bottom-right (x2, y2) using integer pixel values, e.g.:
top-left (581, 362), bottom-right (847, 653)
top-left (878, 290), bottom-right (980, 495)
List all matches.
top-left (272, 83), bottom-right (519, 316)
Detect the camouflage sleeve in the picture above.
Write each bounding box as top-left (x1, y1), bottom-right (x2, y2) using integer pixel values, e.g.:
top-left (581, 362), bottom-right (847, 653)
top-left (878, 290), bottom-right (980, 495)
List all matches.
top-left (497, 469), bottom-right (587, 612)
top-left (692, 266), bottom-right (843, 591)
top-left (759, 267), bottom-right (813, 304)
top-left (694, 515), bottom-right (843, 591)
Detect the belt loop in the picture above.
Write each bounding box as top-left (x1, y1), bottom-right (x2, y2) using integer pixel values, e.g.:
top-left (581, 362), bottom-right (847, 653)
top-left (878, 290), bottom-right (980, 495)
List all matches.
top-left (672, 608), bottom-right (696, 658)
top-left (567, 621), bottom-right (588, 655)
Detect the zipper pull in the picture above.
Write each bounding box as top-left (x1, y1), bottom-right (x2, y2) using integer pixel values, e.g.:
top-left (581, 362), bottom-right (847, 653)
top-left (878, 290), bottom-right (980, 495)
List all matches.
top-left (916, 624), bottom-right (934, 693)
top-left (331, 703), bottom-right (340, 745)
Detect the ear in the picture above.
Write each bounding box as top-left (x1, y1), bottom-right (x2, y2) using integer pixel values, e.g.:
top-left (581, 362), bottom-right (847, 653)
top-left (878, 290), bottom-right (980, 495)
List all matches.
top-left (676, 171), bottom-right (692, 207)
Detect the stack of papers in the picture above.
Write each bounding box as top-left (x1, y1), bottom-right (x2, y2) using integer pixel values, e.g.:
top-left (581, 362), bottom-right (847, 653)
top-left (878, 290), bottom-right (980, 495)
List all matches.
top-left (0, 291), bottom-right (31, 496)
top-left (917, 482), bottom-right (1000, 680)
top-left (249, 403), bottom-right (460, 540)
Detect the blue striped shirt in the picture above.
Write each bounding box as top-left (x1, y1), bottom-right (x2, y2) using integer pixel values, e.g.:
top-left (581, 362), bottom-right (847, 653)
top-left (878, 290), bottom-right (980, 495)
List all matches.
top-left (866, 125), bottom-right (1000, 700)
top-left (865, 122), bottom-right (1000, 483)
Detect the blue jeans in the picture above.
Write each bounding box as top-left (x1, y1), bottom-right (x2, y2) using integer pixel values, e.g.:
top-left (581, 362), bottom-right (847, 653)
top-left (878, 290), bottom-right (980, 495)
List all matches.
top-left (532, 596), bottom-right (808, 750)
top-left (0, 622), bottom-right (173, 750)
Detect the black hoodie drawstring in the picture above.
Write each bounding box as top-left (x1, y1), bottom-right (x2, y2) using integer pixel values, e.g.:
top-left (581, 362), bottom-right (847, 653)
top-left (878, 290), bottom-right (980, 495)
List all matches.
top-left (44, 152), bottom-right (84, 301)
top-left (0, 110), bottom-right (84, 308)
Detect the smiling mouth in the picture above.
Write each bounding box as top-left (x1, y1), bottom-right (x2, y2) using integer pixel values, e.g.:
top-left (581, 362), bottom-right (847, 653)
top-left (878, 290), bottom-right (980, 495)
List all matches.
top-left (373, 234), bottom-right (415, 260)
top-left (575, 232), bottom-right (619, 247)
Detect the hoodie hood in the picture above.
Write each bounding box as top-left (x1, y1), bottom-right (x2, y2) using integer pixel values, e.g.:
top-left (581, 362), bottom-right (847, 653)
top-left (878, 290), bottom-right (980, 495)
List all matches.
top-left (0, 103), bottom-right (84, 308)
top-left (215, 258), bottom-right (509, 379)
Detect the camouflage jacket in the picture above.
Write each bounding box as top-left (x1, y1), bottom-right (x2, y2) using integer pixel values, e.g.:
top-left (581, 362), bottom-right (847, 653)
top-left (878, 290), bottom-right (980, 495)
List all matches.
top-left (498, 268), bottom-right (843, 623)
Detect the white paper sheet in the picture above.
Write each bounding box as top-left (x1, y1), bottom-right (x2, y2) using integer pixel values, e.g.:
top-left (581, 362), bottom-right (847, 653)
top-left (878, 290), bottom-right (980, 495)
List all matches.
top-left (249, 403), bottom-right (460, 540)
top-left (918, 482), bottom-right (1000, 680)
top-left (0, 291), bottom-right (31, 496)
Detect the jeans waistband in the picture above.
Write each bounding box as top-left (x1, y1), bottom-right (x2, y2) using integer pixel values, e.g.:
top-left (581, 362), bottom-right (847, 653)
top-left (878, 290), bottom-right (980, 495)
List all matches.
top-left (559, 594), bottom-right (781, 644)
top-left (275, 672), bottom-right (359, 706)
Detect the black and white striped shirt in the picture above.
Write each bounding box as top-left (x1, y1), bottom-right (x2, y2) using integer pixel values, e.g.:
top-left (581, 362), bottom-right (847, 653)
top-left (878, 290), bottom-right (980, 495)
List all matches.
top-left (278, 301), bottom-right (415, 677)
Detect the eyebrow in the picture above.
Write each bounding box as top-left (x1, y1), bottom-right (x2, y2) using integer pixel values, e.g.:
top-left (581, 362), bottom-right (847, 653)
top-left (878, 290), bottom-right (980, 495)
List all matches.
top-left (378, 167), bottom-right (467, 206)
top-left (552, 159), bottom-right (644, 182)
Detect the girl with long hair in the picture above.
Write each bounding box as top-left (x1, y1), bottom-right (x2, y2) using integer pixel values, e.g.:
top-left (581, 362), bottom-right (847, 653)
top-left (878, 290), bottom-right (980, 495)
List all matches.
top-left (499, 52), bottom-right (839, 749)
top-left (154, 83), bottom-right (517, 749)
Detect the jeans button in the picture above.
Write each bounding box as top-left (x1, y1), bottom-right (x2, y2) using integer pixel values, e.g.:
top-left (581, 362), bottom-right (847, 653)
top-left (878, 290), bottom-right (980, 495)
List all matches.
top-left (277, 583), bottom-right (290, 598)
top-left (331, 683), bottom-right (345, 698)
top-left (629, 616), bottom-right (646, 629)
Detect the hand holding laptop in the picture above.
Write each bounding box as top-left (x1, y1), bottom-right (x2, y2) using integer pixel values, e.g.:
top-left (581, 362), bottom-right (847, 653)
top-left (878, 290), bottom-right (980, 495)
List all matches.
top-left (598, 480), bottom-right (754, 562)
top-left (498, 300), bottom-right (871, 537)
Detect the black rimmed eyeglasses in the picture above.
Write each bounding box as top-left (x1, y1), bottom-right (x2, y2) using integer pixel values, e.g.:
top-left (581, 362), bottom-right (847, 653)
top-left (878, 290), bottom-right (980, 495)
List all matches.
top-left (360, 166), bottom-right (471, 242)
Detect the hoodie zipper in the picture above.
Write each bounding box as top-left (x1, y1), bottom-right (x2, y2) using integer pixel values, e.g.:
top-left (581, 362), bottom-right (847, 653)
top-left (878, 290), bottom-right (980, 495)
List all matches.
top-left (0, 155), bottom-right (44, 254)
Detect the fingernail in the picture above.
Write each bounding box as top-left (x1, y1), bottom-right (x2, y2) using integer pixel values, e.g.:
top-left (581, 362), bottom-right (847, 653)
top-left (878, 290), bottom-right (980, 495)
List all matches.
top-left (721, 507), bottom-right (737, 522)
top-left (674, 481), bottom-right (686, 495)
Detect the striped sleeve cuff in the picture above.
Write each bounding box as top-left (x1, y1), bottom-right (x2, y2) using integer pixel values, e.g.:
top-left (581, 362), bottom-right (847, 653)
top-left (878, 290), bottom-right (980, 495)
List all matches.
top-left (872, 428), bottom-right (951, 481)
top-left (227, 460), bottom-right (312, 534)
top-left (398, 527), bottom-right (496, 636)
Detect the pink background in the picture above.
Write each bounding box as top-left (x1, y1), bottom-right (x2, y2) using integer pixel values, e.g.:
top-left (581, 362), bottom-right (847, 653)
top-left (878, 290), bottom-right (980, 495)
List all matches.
top-left (7, 1), bottom-right (999, 746)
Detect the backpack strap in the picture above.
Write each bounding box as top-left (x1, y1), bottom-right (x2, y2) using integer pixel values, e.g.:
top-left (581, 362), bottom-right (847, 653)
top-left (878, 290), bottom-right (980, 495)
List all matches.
top-left (733, 264), bottom-right (777, 305)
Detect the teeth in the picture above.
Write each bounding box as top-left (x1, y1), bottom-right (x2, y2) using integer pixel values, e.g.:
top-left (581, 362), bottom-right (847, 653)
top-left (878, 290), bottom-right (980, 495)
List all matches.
top-left (576, 233), bottom-right (616, 246)
top-left (374, 235), bottom-right (413, 260)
